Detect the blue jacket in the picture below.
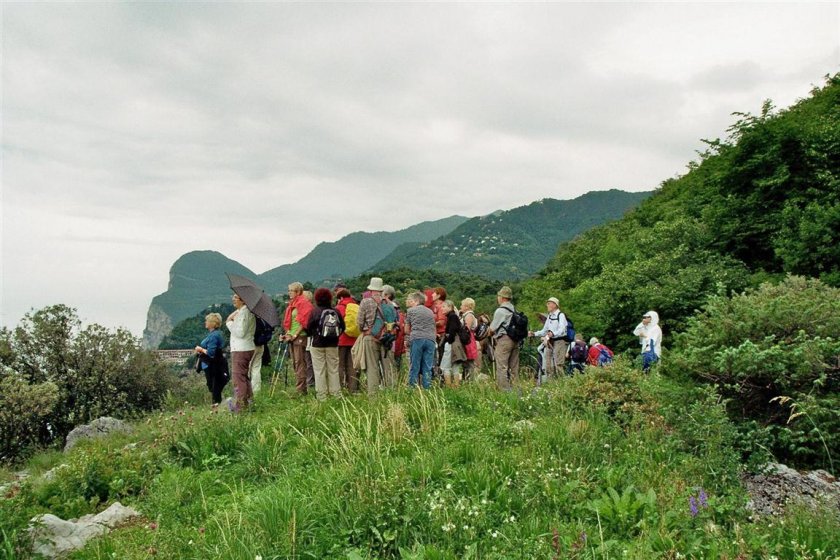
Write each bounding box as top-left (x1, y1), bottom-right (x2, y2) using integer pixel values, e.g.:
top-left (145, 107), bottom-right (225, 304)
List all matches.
top-left (199, 330), bottom-right (224, 370)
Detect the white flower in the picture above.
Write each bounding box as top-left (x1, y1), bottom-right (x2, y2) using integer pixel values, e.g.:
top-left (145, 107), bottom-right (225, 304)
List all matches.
top-left (446, 483), bottom-right (452, 490)
top-left (509, 515), bottom-right (516, 522)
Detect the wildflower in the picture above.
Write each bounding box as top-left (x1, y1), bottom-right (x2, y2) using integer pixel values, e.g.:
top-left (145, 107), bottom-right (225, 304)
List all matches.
top-left (491, 530), bottom-right (499, 538)
top-left (509, 515), bottom-right (516, 522)
top-left (256, 556), bottom-right (263, 560)
top-left (148, 522), bottom-right (158, 530)
top-left (689, 496), bottom-right (699, 517)
top-left (580, 531), bottom-right (587, 543)
top-left (442, 522), bottom-right (455, 532)
top-left (446, 483), bottom-right (452, 490)
top-left (698, 488), bottom-right (708, 508)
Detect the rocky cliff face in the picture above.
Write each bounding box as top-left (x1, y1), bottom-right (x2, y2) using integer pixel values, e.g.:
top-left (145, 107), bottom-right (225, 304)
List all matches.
top-left (142, 250), bottom-right (255, 349)
top-left (142, 302), bottom-right (174, 349)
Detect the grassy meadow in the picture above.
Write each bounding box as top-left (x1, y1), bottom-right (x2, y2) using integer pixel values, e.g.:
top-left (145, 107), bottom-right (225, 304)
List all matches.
top-left (2, 361), bottom-right (838, 559)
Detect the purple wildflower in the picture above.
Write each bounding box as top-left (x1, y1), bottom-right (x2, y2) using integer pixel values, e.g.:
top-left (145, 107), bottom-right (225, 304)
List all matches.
top-left (689, 495), bottom-right (699, 517)
top-left (580, 531), bottom-right (587, 544)
top-left (698, 488), bottom-right (708, 508)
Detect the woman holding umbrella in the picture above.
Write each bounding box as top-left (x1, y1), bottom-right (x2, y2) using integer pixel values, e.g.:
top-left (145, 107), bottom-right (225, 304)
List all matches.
top-left (227, 293), bottom-right (256, 411)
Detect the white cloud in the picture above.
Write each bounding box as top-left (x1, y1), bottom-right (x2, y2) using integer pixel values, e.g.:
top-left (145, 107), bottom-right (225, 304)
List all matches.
top-left (2, 2), bottom-right (838, 334)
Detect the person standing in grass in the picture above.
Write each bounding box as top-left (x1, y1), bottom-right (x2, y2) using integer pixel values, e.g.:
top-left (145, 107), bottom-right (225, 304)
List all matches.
top-left (404, 292), bottom-right (437, 389)
top-left (226, 293), bottom-right (256, 412)
top-left (440, 300), bottom-right (468, 387)
top-left (282, 282), bottom-right (313, 395)
top-left (529, 297), bottom-right (568, 377)
top-left (459, 298), bottom-right (479, 380)
top-left (383, 285), bottom-right (407, 376)
top-left (334, 287), bottom-right (360, 393)
top-left (195, 312), bottom-right (228, 408)
top-left (306, 288), bottom-right (345, 401)
top-left (488, 286), bottom-right (519, 390)
top-left (633, 310), bottom-right (662, 372)
top-left (357, 277), bottom-right (397, 394)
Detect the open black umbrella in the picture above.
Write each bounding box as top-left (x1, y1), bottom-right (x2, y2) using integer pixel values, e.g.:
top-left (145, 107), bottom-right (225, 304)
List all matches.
top-left (226, 273), bottom-right (281, 327)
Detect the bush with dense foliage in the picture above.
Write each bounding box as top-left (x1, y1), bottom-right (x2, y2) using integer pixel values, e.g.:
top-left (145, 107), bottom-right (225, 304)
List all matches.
top-left (667, 276), bottom-right (840, 470)
top-left (0, 305), bottom-right (172, 463)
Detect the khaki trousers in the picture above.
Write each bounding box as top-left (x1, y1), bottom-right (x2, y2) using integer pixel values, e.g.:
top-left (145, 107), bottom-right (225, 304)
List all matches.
top-left (248, 345), bottom-right (264, 393)
top-left (543, 339), bottom-right (568, 376)
top-left (363, 336), bottom-right (395, 395)
top-left (494, 335), bottom-right (520, 390)
top-left (310, 346), bottom-right (341, 400)
top-left (291, 337), bottom-right (308, 394)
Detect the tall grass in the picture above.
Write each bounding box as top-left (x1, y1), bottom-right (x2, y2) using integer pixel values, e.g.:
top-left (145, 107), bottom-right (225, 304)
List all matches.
top-left (0, 363), bottom-right (838, 559)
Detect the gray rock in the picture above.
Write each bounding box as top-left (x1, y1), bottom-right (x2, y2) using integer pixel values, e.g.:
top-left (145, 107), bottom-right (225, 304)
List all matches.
top-left (43, 464), bottom-right (69, 482)
top-left (29, 502), bottom-right (141, 558)
top-left (64, 417), bottom-right (132, 452)
top-left (743, 462), bottom-right (840, 519)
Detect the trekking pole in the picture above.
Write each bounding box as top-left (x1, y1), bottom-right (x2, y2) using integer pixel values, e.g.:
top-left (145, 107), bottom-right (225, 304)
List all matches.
top-left (269, 341), bottom-right (289, 397)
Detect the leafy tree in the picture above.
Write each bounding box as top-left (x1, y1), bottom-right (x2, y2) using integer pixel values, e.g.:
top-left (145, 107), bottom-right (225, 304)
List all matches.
top-left (0, 305), bottom-right (171, 462)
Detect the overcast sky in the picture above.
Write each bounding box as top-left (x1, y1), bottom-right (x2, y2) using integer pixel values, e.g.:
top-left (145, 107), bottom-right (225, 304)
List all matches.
top-left (1, 2), bottom-right (838, 335)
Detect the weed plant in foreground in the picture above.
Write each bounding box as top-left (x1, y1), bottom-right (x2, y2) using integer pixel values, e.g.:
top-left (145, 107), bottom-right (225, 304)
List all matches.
top-left (1, 362), bottom-right (838, 559)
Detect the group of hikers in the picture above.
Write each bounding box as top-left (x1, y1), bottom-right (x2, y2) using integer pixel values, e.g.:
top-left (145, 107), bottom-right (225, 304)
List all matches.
top-left (194, 277), bottom-right (664, 411)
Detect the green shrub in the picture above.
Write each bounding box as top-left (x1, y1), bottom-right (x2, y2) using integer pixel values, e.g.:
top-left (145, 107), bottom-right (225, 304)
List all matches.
top-left (0, 305), bottom-right (172, 463)
top-left (0, 376), bottom-right (59, 461)
top-left (667, 276), bottom-right (840, 469)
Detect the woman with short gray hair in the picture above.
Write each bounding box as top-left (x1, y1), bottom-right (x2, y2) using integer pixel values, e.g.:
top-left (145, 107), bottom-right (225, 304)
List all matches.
top-left (195, 313), bottom-right (228, 408)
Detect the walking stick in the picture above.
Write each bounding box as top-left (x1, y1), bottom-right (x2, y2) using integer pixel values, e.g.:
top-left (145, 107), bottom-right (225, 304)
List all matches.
top-left (269, 341), bottom-right (290, 397)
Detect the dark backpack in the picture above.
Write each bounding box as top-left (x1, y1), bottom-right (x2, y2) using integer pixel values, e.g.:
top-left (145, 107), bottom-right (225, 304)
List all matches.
top-left (318, 308), bottom-right (343, 341)
top-left (474, 314), bottom-right (491, 341)
top-left (569, 341), bottom-right (588, 363)
top-left (505, 308), bottom-right (529, 343)
top-left (563, 316), bottom-right (576, 343)
top-left (253, 318), bottom-right (275, 346)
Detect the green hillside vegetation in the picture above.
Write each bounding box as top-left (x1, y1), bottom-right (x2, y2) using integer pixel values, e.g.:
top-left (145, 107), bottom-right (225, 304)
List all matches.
top-left (519, 77), bottom-right (839, 347)
top-left (2, 367), bottom-right (838, 559)
top-left (372, 190), bottom-right (651, 281)
top-left (518, 75), bottom-right (840, 471)
top-left (157, 303), bottom-right (236, 350)
top-left (259, 216), bottom-right (468, 289)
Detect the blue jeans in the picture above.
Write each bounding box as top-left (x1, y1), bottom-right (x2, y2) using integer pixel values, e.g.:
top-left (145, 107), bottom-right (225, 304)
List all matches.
top-left (409, 338), bottom-right (435, 389)
top-left (642, 349), bottom-right (659, 372)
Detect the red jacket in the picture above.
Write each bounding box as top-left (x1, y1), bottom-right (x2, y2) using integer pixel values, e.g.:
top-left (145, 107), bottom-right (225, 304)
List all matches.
top-left (283, 294), bottom-right (313, 335)
top-left (394, 309), bottom-right (406, 357)
top-left (588, 343), bottom-right (614, 366)
top-left (432, 299), bottom-right (446, 336)
top-left (335, 296), bottom-right (358, 347)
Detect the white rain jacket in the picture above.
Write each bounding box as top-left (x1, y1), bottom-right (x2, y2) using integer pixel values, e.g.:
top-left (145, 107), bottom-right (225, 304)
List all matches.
top-left (633, 310), bottom-right (662, 357)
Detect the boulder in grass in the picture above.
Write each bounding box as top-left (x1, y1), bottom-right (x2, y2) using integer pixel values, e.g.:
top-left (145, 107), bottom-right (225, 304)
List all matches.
top-left (29, 502), bottom-right (141, 558)
top-left (743, 462), bottom-right (840, 519)
top-left (63, 417), bottom-right (132, 452)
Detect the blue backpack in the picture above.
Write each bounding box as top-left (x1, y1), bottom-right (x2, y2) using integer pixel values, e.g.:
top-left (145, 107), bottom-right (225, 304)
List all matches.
top-left (596, 344), bottom-right (614, 366)
top-left (563, 316), bottom-right (576, 343)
